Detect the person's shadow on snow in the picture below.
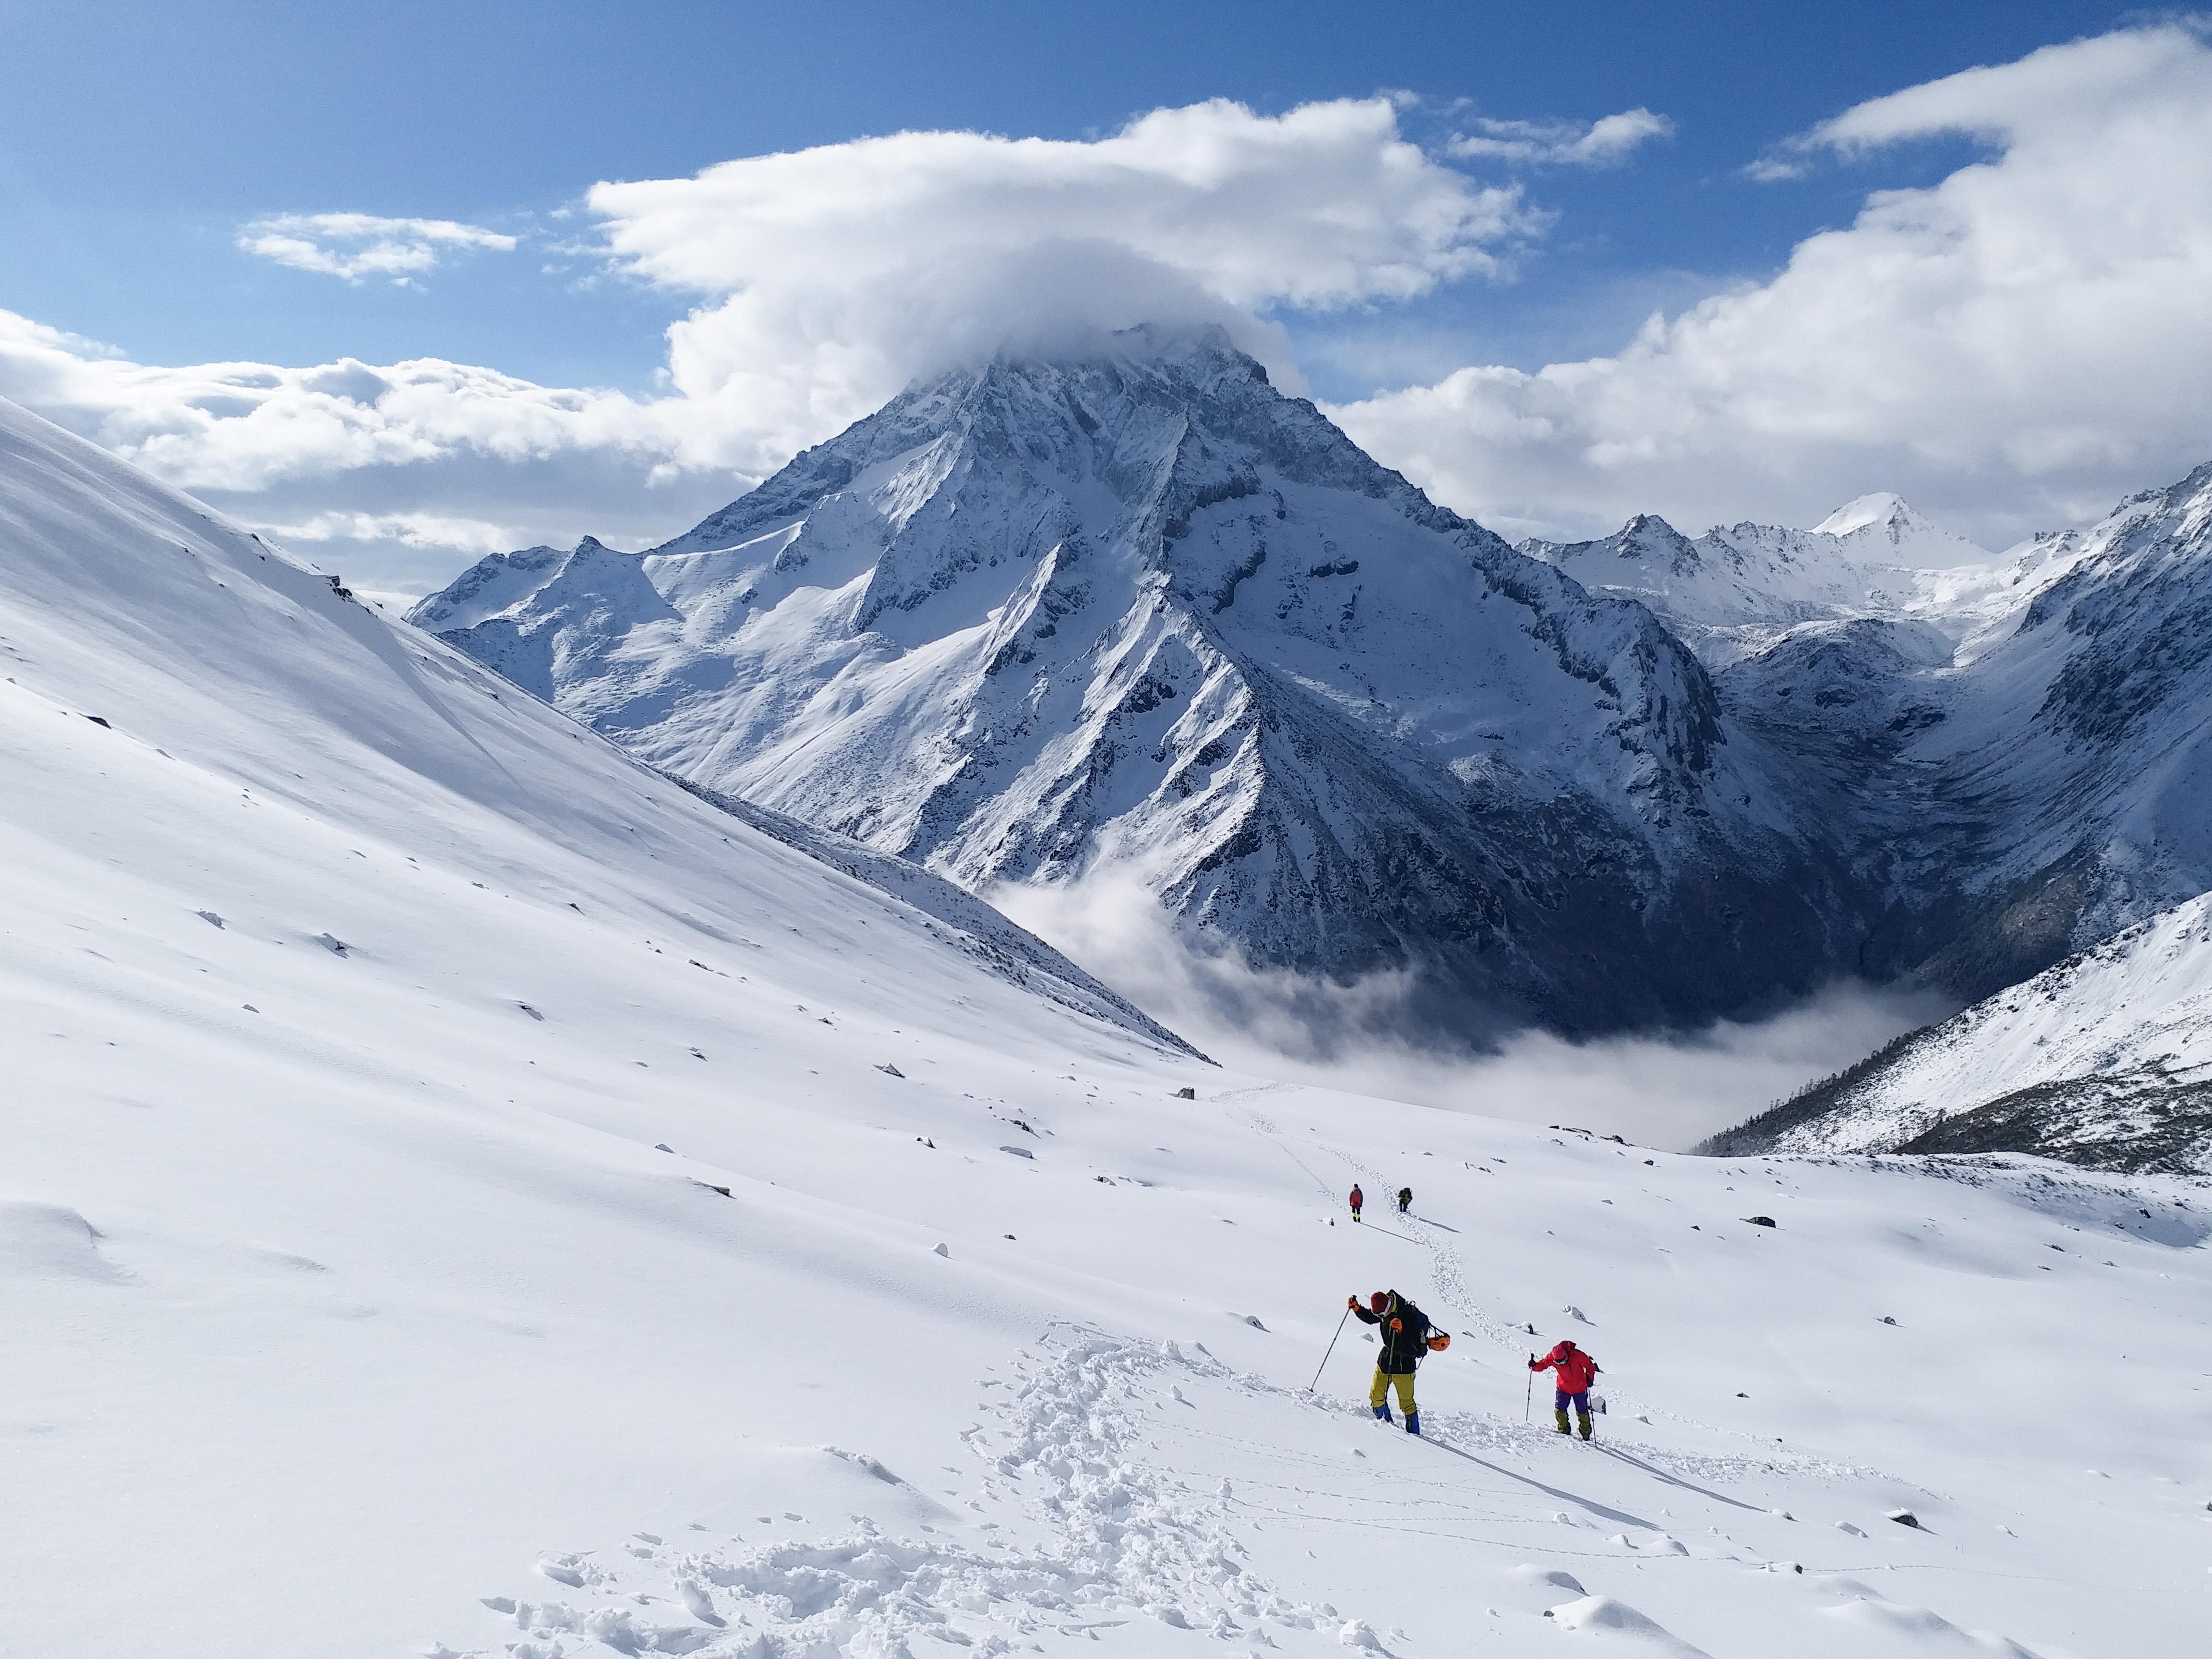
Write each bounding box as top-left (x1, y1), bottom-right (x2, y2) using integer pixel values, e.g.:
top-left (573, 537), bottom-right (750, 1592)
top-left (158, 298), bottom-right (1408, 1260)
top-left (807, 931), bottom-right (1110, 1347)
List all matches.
top-left (1423, 1440), bottom-right (1659, 1531)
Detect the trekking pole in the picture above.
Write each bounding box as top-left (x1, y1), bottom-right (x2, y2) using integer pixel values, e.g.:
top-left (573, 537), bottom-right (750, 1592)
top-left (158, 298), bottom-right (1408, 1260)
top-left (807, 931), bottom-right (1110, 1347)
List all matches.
top-left (1524, 1354), bottom-right (1534, 1422)
top-left (1309, 1306), bottom-right (1352, 1392)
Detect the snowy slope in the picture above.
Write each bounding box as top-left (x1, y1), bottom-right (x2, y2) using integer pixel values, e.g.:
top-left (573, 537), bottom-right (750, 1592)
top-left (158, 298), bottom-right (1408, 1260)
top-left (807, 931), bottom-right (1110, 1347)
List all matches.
top-left (7, 397), bottom-right (2212, 1658)
top-left (1878, 464), bottom-right (2212, 997)
top-left (415, 327), bottom-right (1845, 1039)
top-left (1705, 891), bottom-right (2212, 1173)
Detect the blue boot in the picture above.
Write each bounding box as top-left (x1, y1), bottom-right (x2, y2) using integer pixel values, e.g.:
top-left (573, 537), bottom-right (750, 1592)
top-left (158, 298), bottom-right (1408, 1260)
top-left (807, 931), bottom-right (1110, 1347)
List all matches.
top-left (1373, 1404), bottom-right (1392, 1423)
top-left (1405, 1411), bottom-right (1421, 1436)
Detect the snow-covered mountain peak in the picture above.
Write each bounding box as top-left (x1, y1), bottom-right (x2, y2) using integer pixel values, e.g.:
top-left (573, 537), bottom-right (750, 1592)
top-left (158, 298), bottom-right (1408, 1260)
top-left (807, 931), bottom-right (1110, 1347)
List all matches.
top-left (1813, 491), bottom-right (1990, 566)
top-left (1812, 491), bottom-right (1913, 537)
top-left (419, 329), bottom-right (1856, 1037)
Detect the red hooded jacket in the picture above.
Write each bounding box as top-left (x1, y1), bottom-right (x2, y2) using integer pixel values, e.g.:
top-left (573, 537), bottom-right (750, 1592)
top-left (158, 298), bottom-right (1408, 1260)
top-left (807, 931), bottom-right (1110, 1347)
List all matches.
top-left (1529, 1341), bottom-right (1599, 1393)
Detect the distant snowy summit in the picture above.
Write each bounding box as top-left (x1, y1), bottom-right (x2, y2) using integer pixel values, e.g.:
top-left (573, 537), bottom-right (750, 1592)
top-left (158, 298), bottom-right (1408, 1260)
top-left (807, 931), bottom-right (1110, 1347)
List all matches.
top-left (1517, 494), bottom-right (2075, 669)
top-left (1696, 461), bottom-right (2212, 1172)
top-left (1811, 491), bottom-right (1990, 565)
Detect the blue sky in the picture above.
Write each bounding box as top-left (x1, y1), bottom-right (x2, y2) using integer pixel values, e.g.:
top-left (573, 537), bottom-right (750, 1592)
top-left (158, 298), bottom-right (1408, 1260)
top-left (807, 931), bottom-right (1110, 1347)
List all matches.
top-left (3, 2), bottom-right (2205, 589)
top-left (1, 0), bottom-right (2126, 388)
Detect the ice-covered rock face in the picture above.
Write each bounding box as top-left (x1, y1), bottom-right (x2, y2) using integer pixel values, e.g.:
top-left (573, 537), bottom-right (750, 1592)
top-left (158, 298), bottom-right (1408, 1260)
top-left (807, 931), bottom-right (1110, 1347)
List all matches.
top-left (411, 325), bottom-right (2212, 1069)
top-left (416, 326), bottom-right (1847, 1038)
top-left (1908, 461), bottom-right (2212, 984)
top-left (1544, 465), bottom-right (2212, 1010)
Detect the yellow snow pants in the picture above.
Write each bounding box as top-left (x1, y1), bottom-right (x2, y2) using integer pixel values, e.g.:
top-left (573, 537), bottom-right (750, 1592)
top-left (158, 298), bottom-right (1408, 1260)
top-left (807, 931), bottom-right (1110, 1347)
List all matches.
top-left (1369, 1368), bottom-right (1416, 1415)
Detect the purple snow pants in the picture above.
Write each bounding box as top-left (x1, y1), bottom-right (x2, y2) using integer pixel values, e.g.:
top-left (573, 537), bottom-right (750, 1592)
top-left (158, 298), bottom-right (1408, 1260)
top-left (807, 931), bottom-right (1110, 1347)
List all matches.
top-left (1556, 1388), bottom-right (1590, 1414)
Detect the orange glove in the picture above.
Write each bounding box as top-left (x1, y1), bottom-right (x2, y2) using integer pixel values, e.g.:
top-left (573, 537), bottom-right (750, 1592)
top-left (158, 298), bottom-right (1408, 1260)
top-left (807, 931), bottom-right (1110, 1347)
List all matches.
top-left (1347, 1296), bottom-right (1358, 1310)
top-left (1390, 1318), bottom-right (1402, 1331)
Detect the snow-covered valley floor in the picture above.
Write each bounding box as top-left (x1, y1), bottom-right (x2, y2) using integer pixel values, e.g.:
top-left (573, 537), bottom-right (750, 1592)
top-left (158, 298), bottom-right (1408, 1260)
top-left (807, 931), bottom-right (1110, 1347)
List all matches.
top-left (4, 396), bottom-right (2210, 1658)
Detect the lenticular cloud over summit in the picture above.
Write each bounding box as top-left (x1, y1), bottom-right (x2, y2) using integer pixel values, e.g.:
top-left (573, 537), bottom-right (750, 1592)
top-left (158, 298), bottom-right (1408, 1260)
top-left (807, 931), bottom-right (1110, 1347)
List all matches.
top-left (584, 95), bottom-right (1535, 474)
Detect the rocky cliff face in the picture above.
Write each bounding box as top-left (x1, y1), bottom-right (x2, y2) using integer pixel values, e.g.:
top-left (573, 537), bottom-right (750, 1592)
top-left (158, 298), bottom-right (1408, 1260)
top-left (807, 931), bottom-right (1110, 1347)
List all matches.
top-left (414, 327), bottom-right (1848, 1038)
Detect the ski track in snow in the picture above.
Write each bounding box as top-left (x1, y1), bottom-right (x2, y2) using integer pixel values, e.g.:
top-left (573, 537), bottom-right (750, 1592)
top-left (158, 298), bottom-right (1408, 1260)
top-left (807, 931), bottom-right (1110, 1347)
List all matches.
top-left (471, 1331), bottom-right (1346, 1657)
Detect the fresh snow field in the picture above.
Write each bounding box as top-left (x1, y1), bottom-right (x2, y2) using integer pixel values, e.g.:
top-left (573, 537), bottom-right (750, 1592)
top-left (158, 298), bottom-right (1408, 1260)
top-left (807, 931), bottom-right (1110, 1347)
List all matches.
top-left (5, 394), bottom-right (2211, 1658)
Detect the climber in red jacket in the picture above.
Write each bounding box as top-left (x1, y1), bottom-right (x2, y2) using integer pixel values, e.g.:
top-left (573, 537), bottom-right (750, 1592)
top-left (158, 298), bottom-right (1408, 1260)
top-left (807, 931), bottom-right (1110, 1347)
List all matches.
top-left (1529, 1340), bottom-right (1601, 1439)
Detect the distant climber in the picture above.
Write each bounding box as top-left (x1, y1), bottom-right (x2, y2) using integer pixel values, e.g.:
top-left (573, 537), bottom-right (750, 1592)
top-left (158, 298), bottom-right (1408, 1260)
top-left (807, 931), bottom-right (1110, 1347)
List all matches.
top-left (1349, 1184), bottom-right (1363, 1223)
top-left (1529, 1339), bottom-right (1601, 1439)
top-left (1351, 1289), bottom-right (1449, 1434)
top-left (1396, 1186), bottom-right (1412, 1215)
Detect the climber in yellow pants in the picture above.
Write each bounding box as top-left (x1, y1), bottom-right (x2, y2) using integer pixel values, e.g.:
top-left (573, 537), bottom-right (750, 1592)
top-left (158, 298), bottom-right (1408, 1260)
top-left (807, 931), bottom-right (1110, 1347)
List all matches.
top-left (1351, 1289), bottom-right (1447, 1434)
top-left (1369, 1367), bottom-right (1417, 1421)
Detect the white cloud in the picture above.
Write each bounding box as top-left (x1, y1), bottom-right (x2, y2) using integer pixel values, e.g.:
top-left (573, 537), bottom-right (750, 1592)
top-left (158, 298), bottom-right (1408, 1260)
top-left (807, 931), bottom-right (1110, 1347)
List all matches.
top-left (1449, 108), bottom-right (1674, 167)
top-left (1334, 22), bottom-right (2212, 550)
top-left (586, 96), bottom-right (1539, 477)
top-left (2, 97), bottom-right (1538, 586)
top-left (246, 509), bottom-right (524, 555)
top-left (237, 212), bottom-right (517, 284)
top-left (16, 37), bottom-right (2212, 590)
top-left (0, 307), bottom-right (726, 591)
top-left (0, 310), bottom-right (663, 493)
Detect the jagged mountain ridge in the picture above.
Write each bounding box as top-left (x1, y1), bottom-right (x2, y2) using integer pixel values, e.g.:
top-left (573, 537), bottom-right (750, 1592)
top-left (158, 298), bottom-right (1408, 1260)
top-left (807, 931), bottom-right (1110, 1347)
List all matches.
top-left (1533, 467), bottom-right (2212, 1001)
top-left (1684, 464), bottom-right (2212, 1170)
top-left (1889, 463), bottom-right (2212, 994)
top-left (1517, 500), bottom-right (2077, 672)
top-left (415, 327), bottom-right (1850, 1038)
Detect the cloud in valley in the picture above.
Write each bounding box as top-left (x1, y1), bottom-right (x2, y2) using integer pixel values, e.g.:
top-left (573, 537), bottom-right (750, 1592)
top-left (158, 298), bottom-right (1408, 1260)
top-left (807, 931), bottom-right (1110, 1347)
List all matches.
top-left (237, 212), bottom-right (517, 285)
top-left (991, 870), bottom-right (1947, 1151)
top-left (1332, 22), bottom-right (2212, 548)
